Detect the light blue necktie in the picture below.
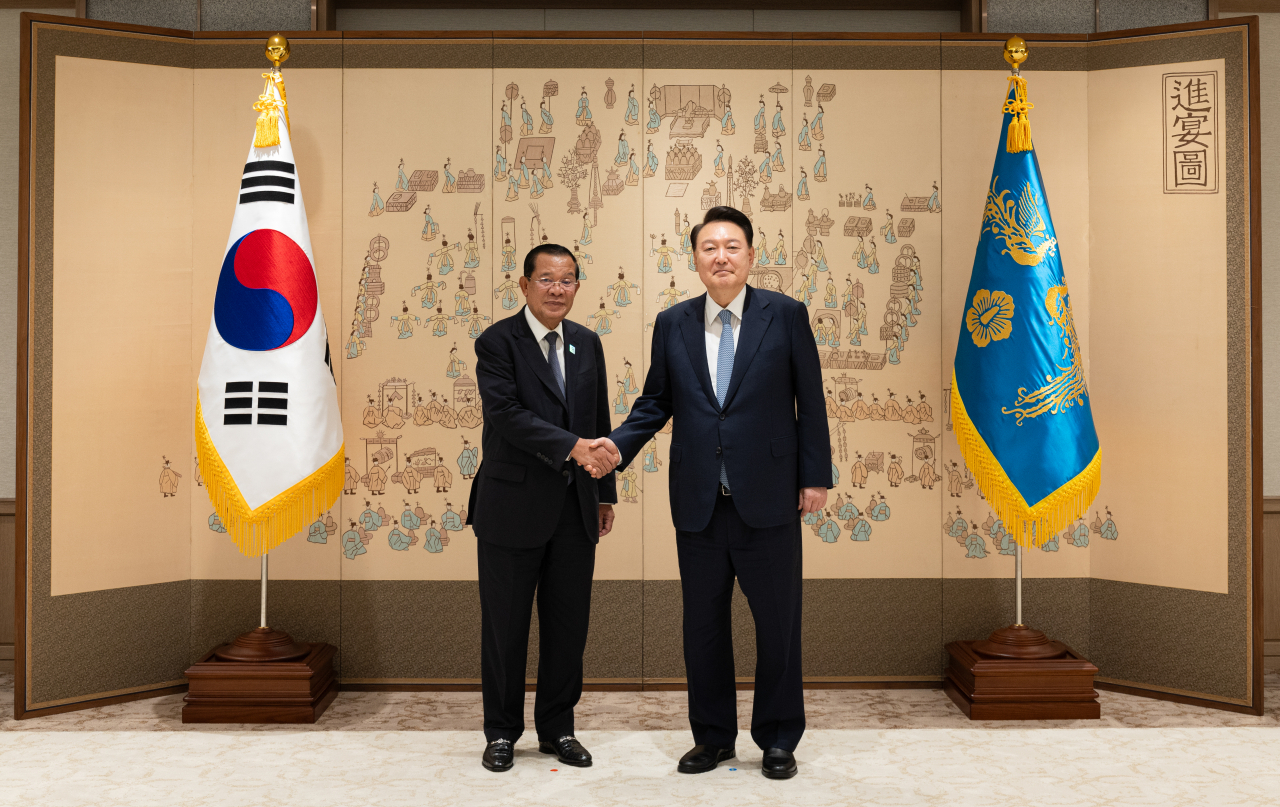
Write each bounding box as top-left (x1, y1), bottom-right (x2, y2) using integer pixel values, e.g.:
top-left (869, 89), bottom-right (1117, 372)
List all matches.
top-left (545, 332), bottom-right (565, 397)
top-left (716, 309), bottom-right (734, 489)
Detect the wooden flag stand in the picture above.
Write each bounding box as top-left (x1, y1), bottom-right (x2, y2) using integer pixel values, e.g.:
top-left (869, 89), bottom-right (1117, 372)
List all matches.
top-left (182, 553), bottom-right (338, 724)
top-left (944, 543), bottom-right (1100, 720)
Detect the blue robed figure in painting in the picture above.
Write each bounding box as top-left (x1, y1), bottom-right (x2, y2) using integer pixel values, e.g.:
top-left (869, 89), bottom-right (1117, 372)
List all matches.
top-left (816, 513), bottom-right (841, 543)
top-left (401, 505), bottom-right (422, 532)
top-left (625, 87), bottom-right (640, 125)
top-left (359, 503), bottom-right (383, 532)
top-left (867, 495), bottom-right (890, 522)
top-left (307, 517), bottom-right (327, 544)
top-left (342, 523), bottom-right (365, 559)
top-left (388, 521), bottom-right (413, 551)
top-left (646, 100), bottom-right (661, 133)
top-left (423, 521), bottom-right (443, 553)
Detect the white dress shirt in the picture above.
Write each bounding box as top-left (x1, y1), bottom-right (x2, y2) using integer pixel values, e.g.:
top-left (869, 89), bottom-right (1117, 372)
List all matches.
top-left (524, 305), bottom-right (566, 372)
top-left (704, 286), bottom-right (746, 382)
top-left (524, 306), bottom-right (573, 462)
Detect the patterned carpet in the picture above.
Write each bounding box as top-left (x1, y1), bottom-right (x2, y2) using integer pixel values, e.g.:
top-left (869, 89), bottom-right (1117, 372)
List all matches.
top-left (3, 673), bottom-right (1279, 806)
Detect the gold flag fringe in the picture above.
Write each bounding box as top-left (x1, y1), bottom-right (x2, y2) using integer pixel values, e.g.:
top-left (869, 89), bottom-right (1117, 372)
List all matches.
top-left (949, 371), bottom-right (1100, 548)
top-left (1003, 75), bottom-right (1033, 153)
top-left (252, 70), bottom-right (290, 149)
top-left (195, 396), bottom-right (343, 557)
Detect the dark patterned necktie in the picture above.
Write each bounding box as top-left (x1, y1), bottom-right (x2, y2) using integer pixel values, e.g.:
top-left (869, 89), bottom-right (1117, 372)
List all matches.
top-left (545, 331), bottom-right (565, 397)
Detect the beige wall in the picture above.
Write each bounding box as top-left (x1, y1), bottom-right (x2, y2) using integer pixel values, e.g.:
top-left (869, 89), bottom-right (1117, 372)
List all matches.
top-left (49, 56), bottom-right (195, 596)
top-left (1223, 13), bottom-right (1280, 498)
top-left (1087, 59), bottom-right (1229, 594)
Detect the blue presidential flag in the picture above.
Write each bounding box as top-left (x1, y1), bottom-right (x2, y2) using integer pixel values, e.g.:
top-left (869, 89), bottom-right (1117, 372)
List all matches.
top-left (951, 75), bottom-right (1100, 547)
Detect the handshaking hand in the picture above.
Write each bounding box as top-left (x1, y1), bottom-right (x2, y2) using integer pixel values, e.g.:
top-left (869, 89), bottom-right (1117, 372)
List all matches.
top-left (572, 437), bottom-right (621, 478)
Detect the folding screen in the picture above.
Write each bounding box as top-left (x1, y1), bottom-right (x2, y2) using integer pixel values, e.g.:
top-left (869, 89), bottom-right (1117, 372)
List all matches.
top-left (15, 15), bottom-right (1262, 716)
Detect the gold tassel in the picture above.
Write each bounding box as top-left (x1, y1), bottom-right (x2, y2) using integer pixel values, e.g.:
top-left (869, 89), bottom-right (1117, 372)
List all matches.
top-left (1003, 75), bottom-right (1034, 153)
top-left (950, 371), bottom-right (1100, 548)
top-left (272, 70), bottom-right (290, 135)
top-left (195, 396), bottom-right (344, 557)
top-left (252, 72), bottom-right (282, 148)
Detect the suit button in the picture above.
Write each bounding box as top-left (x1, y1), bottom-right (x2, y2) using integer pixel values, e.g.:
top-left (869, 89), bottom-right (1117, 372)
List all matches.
top-left (715, 447), bottom-right (722, 456)
top-left (563, 469), bottom-right (571, 478)
top-left (719, 414), bottom-right (725, 421)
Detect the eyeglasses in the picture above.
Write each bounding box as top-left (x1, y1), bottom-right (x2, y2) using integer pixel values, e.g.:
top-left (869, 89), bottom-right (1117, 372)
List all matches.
top-left (532, 278), bottom-right (579, 290)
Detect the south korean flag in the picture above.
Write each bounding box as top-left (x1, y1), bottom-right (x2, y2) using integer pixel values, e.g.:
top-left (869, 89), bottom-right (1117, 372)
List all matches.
top-left (196, 69), bottom-right (344, 556)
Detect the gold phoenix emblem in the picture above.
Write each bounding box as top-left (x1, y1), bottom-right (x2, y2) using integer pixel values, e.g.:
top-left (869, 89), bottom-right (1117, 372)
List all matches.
top-left (1002, 283), bottom-right (1089, 425)
top-left (983, 177), bottom-right (1058, 266)
top-left (966, 289), bottom-right (1015, 348)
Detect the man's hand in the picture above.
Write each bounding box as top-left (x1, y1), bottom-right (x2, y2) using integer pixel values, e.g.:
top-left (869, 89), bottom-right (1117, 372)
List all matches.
top-left (598, 504), bottom-right (615, 537)
top-left (572, 437), bottom-right (619, 478)
top-left (578, 435), bottom-right (622, 481)
top-left (798, 486), bottom-right (827, 518)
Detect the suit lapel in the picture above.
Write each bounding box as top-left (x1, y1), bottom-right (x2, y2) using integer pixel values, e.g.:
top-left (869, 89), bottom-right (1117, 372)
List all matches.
top-left (721, 286), bottom-right (773, 411)
top-left (680, 294), bottom-right (721, 411)
top-left (562, 321), bottom-right (579, 424)
top-left (514, 307), bottom-right (568, 409)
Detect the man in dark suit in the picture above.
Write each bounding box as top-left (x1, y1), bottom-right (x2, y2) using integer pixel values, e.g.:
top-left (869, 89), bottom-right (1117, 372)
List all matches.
top-left (468, 243), bottom-right (621, 773)
top-left (596, 206), bottom-right (830, 779)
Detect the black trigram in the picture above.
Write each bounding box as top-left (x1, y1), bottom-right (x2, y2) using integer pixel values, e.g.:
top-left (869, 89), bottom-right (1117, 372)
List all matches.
top-left (239, 160), bottom-right (295, 205)
top-left (223, 381), bottom-right (288, 425)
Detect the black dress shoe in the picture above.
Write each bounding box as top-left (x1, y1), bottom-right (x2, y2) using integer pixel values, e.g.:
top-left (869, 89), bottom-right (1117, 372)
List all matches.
top-left (761, 747), bottom-right (797, 779)
top-left (538, 735), bottom-right (593, 767)
top-left (678, 744), bottom-right (736, 774)
top-left (482, 739), bottom-right (514, 772)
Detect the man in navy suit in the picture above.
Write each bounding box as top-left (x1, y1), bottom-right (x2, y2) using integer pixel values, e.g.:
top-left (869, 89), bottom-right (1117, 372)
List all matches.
top-left (468, 243), bottom-right (621, 773)
top-left (596, 206), bottom-right (830, 779)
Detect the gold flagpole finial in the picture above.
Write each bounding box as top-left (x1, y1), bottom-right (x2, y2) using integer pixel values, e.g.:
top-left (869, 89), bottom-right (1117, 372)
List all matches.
top-left (254, 35), bottom-right (291, 148)
top-left (266, 34), bottom-right (290, 68)
top-left (1003, 36), bottom-right (1028, 75)
top-left (1002, 36), bottom-right (1032, 153)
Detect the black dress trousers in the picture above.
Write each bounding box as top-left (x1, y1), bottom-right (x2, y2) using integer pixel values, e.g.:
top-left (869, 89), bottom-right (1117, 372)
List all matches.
top-left (675, 492), bottom-right (805, 752)
top-left (477, 481), bottom-right (596, 743)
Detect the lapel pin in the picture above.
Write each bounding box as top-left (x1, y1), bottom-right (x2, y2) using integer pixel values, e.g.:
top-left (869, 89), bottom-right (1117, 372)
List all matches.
top-left (569, 344), bottom-right (576, 354)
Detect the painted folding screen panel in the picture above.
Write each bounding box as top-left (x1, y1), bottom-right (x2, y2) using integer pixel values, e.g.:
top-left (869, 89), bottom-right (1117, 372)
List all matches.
top-left (16, 17), bottom-right (1261, 716)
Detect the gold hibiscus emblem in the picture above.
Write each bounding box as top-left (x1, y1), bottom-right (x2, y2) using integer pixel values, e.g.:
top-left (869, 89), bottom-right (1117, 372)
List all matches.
top-left (966, 289), bottom-right (1015, 347)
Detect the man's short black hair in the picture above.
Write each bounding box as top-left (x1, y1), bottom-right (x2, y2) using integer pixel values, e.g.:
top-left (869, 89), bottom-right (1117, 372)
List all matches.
top-left (691, 206), bottom-right (755, 252)
top-left (523, 243), bottom-right (578, 279)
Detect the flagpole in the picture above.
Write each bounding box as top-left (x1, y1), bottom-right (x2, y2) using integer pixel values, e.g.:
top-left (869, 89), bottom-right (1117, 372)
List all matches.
top-left (1010, 45), bottom-right (1023, 633)
top-left (1013, 548), bottom-right (1024, 630)
top-left (260, 553), bottom-right (269, 628)
top-left (943, 38), bottom-right (1101, 722)
top-left (200, 33), bottom-right (315, 668)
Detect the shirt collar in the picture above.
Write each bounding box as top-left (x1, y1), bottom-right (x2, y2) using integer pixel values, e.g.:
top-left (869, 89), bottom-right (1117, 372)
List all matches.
top-left (524, 305), bottom-right (565, 344)
top-left (705, 285), bottom-right (747, 327)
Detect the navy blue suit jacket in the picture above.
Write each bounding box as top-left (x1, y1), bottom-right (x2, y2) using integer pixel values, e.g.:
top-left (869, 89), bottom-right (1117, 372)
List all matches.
top-left (610, 285), bottom-right (831, 531)
top-left (466, 307), bottom-right (617, 548)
